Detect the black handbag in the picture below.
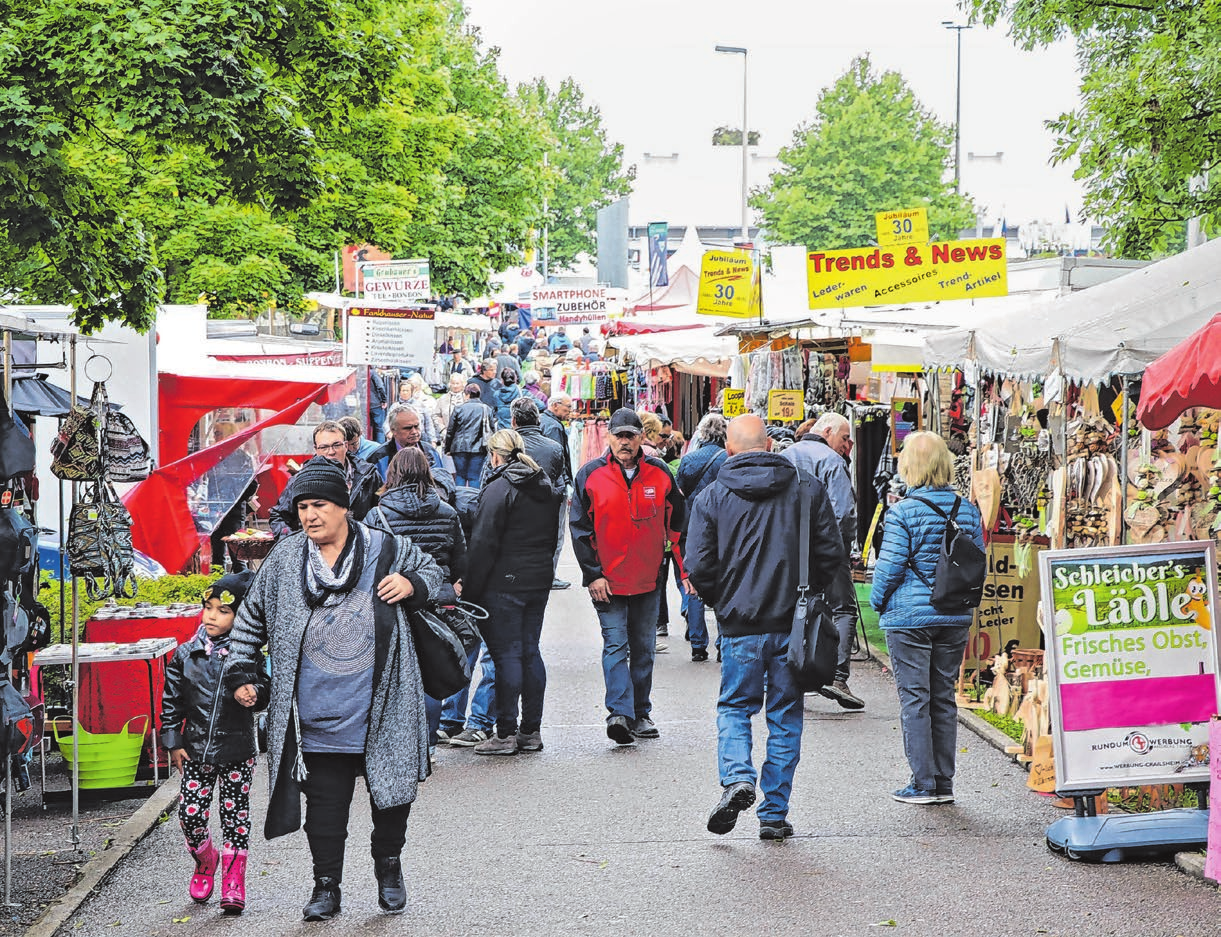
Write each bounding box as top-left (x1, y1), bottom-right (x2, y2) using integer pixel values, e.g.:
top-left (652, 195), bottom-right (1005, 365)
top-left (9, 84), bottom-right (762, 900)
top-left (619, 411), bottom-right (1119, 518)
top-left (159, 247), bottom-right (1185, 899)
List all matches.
top-left (0, 395), bottom-right (35, 482)
top-left (408, 606), bottom-right (474, 701)
top-left (786, 475), bottom-right (838, 692)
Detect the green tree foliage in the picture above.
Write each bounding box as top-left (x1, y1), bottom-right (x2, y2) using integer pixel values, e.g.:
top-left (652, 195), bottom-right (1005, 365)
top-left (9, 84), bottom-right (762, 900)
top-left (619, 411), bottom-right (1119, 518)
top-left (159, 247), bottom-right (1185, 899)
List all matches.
top-left (966, 0), bottom-right (1220, 257)
top-left (0, 0), bottom-right (562, 328)
top-left (517, 77), bottom-right (635, 273)
top-left (0, 0), bottom-right (400, 332)
top-left (752, 56), bottom-right (975, 250)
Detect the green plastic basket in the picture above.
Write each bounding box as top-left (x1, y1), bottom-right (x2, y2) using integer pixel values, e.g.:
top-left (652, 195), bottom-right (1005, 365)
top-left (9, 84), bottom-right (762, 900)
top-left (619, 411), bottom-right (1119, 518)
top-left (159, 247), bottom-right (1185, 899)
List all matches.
top-left (54, 716), bottom-right (147, 789)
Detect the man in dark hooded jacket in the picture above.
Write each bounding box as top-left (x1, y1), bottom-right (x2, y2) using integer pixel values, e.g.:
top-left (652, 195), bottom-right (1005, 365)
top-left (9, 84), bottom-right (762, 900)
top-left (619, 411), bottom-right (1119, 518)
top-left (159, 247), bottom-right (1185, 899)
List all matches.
top-left (685, 415), bottom-right (844, 841)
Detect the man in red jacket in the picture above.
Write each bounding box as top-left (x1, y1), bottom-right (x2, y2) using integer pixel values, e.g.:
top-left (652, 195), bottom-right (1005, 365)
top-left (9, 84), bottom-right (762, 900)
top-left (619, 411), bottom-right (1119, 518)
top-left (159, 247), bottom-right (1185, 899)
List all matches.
top-left (570, 408), bottom-right (687, 744)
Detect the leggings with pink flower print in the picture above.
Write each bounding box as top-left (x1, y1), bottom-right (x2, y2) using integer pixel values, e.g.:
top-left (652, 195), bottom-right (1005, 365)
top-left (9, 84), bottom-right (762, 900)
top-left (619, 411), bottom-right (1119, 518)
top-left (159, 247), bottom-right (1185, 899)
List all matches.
top-left (178, 757), bottom-right (256, 850)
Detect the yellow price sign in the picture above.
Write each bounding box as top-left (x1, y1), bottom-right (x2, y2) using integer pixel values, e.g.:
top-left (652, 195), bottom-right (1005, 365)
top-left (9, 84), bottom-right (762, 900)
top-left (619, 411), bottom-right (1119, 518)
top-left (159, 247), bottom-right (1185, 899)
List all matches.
top-left (767, 389), bottom-right (803, 422)
top-left (723, 388), bottom-right (745, 418)
top-left (876, 208), bottom-right (929, 247)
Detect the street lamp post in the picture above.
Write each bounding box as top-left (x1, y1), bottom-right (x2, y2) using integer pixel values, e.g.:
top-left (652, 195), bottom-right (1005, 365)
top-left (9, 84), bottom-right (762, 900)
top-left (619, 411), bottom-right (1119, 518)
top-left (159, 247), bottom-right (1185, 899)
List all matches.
top-left (715, 44), bottom-right (749, 242)
top-left (942, 22), bottom-right (970, 193)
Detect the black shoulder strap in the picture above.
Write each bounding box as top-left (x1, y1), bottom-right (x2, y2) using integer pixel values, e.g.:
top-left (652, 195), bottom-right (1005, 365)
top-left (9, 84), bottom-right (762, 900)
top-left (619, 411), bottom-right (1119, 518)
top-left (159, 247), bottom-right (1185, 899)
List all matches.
top-left (905, 493), bottom-right (961, 527)
top-left (797, 474), bottom-right (811, 593)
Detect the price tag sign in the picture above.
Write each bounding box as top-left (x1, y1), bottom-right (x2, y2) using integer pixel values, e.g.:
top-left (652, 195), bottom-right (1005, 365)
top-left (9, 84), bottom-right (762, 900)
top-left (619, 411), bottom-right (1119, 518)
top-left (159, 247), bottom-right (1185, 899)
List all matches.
top-left (767, 389), bottom-right (803, 422)
top-left (722, 388), bottom-right (745, 418)
top-left (876, 208), bottom-right (929, 248)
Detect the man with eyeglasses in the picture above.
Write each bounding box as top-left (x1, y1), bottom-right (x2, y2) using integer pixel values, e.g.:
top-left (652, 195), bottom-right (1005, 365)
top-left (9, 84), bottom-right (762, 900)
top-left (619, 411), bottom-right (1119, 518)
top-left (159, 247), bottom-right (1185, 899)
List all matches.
top-left (367, 403), bottom-right (456, 501)
top-left (570, 408), bottom-right (687, 745)
top-left (268, 420), bottom-right (381, 536)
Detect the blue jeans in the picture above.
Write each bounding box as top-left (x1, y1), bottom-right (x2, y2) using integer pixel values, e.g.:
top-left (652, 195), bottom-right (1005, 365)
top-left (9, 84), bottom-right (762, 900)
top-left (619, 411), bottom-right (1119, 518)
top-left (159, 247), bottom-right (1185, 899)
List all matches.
top-left (684, 595), bottom-right (712, 651)
top-left (440, 642), bottom-right (496, 732)
top-left (481, 590), bottom-right (550, 737)
top-left (717, 632), bottom-right (804, 823)
top-left (453, 453), bottom-right (486, 488)
top-left (595, 589), bottom-right (660, 720)
top-left (885, 625), bottom-right (970, 794)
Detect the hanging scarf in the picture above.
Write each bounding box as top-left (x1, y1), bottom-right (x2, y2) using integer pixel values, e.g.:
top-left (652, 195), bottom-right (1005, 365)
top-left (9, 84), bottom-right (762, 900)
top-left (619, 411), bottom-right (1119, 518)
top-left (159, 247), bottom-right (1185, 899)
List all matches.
top-left (301, 518), bottom-right (368, 608)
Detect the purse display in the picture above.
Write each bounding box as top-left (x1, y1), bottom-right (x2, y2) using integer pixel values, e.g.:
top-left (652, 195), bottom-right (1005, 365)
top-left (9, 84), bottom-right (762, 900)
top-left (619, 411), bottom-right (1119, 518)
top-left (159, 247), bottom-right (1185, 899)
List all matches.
top-left (105, 407), bottom-right (153, 482)
top-left (50, 382), bottom-right (105, 481)
top-left (68, 481), bottom-right (139, 600)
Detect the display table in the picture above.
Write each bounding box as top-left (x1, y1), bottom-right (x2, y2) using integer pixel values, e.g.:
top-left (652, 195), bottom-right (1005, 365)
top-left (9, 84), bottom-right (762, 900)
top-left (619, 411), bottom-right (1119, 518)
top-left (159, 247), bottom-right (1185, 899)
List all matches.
top-left (34, 638), bottom-right (178, 801)
top-left (82, 609), bottom-right (200, 741)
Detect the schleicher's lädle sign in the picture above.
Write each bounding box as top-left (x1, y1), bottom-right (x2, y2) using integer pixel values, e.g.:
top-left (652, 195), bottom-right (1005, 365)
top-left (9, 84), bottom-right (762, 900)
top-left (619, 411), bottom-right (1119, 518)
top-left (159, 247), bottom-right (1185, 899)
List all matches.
top-left (1039, 542), bottom-right (1220, 792)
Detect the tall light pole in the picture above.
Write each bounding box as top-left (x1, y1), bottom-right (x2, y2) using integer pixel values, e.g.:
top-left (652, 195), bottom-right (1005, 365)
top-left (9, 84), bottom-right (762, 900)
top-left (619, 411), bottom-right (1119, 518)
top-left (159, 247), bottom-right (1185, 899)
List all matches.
top-left (942, 22), bottom-right (970, 193)
top-left (715, 44), bottom-right (749, 242)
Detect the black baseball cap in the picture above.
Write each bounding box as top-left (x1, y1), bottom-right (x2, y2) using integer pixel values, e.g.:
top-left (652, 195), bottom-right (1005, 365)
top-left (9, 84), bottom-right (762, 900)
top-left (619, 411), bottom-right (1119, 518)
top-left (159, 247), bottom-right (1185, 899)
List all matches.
top-left (608, 408), bottom-right (643, 436)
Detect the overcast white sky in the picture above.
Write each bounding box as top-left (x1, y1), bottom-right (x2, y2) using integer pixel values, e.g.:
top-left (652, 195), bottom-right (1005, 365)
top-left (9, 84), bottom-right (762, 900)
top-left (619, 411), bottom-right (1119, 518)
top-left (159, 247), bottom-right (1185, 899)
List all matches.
top-left (464, 0), bottom-right (1088, 227)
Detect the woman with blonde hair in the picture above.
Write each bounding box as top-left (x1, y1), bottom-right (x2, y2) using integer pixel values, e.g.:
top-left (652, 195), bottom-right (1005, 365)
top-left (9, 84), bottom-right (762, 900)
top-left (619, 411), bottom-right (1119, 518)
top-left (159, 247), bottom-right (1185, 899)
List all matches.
top-left (637, 410), bottom-right (664, 459)
top-left (870, 431), bottom-right (983, 805)
top-left (462, 430), bottom-right (561, 755)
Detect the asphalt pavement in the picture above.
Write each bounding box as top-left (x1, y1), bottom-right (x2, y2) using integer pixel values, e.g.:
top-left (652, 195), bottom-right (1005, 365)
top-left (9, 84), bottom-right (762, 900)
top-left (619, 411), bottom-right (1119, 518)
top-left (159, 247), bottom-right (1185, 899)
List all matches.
top-left (50, 548), bottom-right (1221, 937)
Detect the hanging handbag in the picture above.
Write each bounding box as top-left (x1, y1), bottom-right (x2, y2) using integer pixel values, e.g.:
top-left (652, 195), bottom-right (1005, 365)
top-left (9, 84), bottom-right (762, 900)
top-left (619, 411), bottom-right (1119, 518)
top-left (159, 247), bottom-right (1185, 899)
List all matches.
top-left (433, 600), bottom-right (486, 657)
top-left (785, 475), bottom-right (838, 692)
top-left (50, 382), bottom-right (105, 481)
top-left (105, 407), bottom-right (153, 482)
top-left (407, 605), bottom-right (473, 700)
top-left (0, 394), bottom-right (35, 482)
top-left (68, 481), bottom-right (139, 600)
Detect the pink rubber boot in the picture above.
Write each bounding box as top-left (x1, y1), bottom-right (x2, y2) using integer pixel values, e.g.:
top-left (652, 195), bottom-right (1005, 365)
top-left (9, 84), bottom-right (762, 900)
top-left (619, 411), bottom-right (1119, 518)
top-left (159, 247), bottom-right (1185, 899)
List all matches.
top-left (219, 848), bottom-right (248, 914)
top-left (187, 836), bottom-right (218, 902)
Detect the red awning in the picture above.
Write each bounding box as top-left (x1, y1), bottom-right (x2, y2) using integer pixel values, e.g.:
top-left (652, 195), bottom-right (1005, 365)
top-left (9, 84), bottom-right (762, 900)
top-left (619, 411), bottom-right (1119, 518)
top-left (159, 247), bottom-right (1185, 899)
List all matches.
top-left (1137, 312), bottom-right (1221, 429)
top-left (602, 320), bottom-right (703, 337)
top-left (159, 366), bottom-right (353, 465)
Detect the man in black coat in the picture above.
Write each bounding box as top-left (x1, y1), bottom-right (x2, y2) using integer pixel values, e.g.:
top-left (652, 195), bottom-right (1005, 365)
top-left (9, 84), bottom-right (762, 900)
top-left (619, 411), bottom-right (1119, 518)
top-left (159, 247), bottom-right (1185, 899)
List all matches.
top-left (509, 397), bottom-right (565, 492)
top-left (469, 359), bottom-right (502, 408)
top-left (445, 384), bottom-right (493, 488)
top-left (367, 403), bottom-right (456, 501)
top-left (539, 392), bottom-right (574, 589)
top-left (685, 415), bottom-right (844, 840)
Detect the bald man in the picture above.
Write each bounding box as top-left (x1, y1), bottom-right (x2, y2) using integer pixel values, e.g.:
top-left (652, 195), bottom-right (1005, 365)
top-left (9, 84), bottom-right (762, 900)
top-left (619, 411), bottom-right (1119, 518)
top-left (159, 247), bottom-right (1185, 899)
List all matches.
top-left (685, 415), bottom-right (844, 838)
top-left (785, 411), bottom-right (863, 710)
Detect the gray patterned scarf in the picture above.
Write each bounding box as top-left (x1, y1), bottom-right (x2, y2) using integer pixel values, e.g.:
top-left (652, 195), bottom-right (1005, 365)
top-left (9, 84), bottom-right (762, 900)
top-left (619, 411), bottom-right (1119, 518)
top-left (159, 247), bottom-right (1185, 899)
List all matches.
top-left (302, 519), bottom-right (368, 608)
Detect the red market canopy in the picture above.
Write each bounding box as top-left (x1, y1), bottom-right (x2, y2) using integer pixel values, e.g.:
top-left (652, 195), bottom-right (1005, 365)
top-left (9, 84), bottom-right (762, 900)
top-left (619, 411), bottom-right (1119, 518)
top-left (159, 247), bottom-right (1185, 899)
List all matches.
top-left (602, 320), bottom-right (702, 337)
top-left (1137, 312), bottom-right (1221, 429)
top-left (159, 363), bottom-right (355, 465)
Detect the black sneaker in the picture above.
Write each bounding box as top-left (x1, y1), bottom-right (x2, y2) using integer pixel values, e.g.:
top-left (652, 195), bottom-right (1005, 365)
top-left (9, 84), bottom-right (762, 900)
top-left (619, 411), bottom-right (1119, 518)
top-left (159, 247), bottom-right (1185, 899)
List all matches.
top-left (819, 680), bottom-right (865, 711)
top-left (759, 820), bottom-right (794, 840)
top-left (606, 715), bottom-right (634, 745)
top-left (303, 877), bottom-right (342, 921)
top-left (630, 716), bottom-right (660, 739)
top-left (656, 623), bottom-right (669, 637)
top-left (691, 648), bottom-right (709, 662)
top-left (707, 781), bottom-right (756, 835)
top-left (374, 857), bottom-right (406, 914)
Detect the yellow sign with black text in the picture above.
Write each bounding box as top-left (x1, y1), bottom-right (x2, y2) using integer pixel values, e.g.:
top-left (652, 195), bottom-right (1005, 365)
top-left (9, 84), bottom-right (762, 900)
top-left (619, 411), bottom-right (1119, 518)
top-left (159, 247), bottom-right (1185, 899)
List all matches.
top-left (697, 249), bottom-right (760, 318)
top-left (806, 238), bottom-right (1007, 310)
top-left (876, 208), bottom-right (929, 248)
top-left (722, 388), bottom-right (746, 418)
top-left (767, 389), bottom-right (803, 422)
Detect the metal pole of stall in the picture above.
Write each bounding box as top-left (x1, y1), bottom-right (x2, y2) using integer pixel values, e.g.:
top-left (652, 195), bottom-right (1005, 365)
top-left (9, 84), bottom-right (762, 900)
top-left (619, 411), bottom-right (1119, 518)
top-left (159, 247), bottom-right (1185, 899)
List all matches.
top-left (1119, 374), bottom-right (1130, 545)
top-left (68, 336), bottom-right (80, 849)
top-left (2, 329), bottom-right (12, 906)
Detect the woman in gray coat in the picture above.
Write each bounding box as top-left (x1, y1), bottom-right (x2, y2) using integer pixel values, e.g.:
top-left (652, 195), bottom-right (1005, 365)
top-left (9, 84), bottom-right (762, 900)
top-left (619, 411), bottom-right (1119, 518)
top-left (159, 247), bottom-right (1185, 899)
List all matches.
top-left (224, 458), bottom-right (442, 921)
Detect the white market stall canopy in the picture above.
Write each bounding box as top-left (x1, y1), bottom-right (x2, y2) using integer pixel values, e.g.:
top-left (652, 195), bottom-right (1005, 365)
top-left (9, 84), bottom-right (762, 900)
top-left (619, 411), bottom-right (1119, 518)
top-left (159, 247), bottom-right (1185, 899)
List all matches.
top-left (923, 239), bottom-right (1221, 383)
top-left (607, 327), bottom-right (737, 377)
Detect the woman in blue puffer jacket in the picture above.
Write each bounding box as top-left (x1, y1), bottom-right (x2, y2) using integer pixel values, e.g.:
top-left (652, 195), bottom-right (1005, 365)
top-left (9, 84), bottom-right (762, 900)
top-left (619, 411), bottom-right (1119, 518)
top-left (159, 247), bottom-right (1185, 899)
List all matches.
top-left (871, 431), bottom-right (983, 807)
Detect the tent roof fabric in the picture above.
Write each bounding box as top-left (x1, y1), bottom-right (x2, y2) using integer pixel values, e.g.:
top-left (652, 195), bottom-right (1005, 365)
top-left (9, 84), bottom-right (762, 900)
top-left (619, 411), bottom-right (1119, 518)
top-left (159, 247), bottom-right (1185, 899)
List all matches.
top-left (606, 327), bottom-right (736, 377)
top-left (9, 376), bottom-right (91, 416)
top-left (924, 239), bottom-right (1221, 383)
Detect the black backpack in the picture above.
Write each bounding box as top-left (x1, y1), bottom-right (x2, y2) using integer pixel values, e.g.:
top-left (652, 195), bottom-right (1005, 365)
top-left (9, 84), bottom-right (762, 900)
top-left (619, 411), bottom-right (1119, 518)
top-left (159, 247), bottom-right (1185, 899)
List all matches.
top-left (905, 495), bottom-right (986, 613)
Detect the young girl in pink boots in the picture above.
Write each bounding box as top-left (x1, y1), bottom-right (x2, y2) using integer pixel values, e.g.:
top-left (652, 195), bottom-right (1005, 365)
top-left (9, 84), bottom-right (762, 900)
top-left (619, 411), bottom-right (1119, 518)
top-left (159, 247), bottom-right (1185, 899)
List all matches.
top-left (160, 572), bottom-right (268, 914)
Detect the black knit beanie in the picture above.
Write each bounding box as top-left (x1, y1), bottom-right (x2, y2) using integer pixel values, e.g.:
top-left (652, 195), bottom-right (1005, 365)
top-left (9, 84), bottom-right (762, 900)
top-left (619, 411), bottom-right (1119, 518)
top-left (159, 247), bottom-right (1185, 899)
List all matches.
top-left (203, 571), bottom-right (255, 611)
top-left (292, 457), bottom-right (351, 509)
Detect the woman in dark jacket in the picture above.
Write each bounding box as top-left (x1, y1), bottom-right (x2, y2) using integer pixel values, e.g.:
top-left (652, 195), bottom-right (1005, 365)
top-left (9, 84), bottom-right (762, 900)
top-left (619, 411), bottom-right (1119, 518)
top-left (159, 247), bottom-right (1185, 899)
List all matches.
top-left (445, 384), bottom-right (493, 487)
top-left (463, 429), bottom-right (561, 756)
top-left (870, 431), bottom-right (984, 806)
top-left (375, 448), bottom-right (467, 605)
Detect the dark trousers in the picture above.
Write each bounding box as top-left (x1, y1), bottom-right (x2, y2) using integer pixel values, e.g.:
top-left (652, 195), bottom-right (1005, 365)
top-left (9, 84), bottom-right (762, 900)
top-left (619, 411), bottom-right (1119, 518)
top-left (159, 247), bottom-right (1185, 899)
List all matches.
top-left (481, 589), bottom-right (550, 738)
top-left (301, 752), bottom-right (411, 883)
